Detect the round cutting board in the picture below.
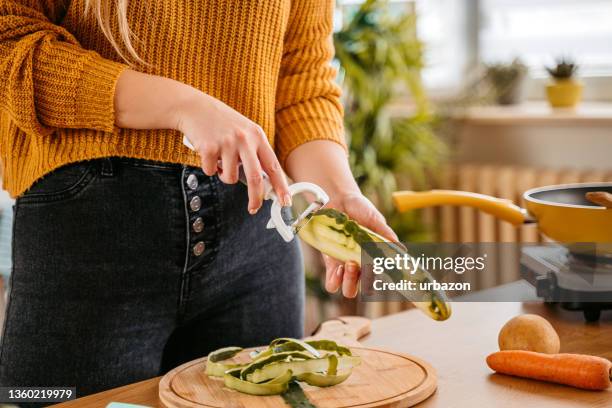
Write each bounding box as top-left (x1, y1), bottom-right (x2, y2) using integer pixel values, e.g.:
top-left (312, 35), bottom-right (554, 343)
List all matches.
top-left (159, 317), bottom-right (437, 408)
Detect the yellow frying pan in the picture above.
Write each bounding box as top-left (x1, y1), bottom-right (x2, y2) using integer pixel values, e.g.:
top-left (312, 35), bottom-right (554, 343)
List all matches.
top-left (393, 182), bottom-right (612, 253)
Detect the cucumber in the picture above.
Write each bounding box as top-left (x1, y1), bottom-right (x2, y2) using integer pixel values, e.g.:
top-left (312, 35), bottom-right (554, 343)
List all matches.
top-left (298, 208), bottom-right (452, 321)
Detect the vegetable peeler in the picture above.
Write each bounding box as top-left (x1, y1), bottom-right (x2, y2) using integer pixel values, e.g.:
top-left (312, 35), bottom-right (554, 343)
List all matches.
top-left (183, 136), bottom-right (329, 242)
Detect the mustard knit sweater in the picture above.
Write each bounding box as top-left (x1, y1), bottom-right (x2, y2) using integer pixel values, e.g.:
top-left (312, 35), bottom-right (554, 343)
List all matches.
top-left (0, 0), bottom-right (345, 197)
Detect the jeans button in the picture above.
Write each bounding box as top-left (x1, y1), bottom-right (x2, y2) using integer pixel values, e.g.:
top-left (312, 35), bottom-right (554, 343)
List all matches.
top-left (193, 241), bottom-right (206, 256)
top-left (190, 196), bottom-right (202, 211)
top-left (186, 174), bottom-right (198, 190)
top-left (192, 217), bottom-right (204, 233)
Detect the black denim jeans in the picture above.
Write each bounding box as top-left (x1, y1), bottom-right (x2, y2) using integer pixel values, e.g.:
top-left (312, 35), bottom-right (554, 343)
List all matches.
top-left (0, 158), bottom-right (304, 402)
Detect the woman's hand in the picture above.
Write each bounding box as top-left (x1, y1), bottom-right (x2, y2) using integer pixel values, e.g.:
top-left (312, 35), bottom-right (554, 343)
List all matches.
top-left (114, 69), bottom-right (290, 214)
top-left (284, 140), bottom-right (399, 298)
top-left (322, 192), bottom-right (397, 298)
top-left (174, 92), bottom-right (291, 213)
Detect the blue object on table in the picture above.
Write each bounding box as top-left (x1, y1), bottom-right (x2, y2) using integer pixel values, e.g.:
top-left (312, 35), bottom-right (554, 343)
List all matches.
top-left (0, 198), bottom-right (13, 279)
top-left (106, 403), bottom-right (152, 408)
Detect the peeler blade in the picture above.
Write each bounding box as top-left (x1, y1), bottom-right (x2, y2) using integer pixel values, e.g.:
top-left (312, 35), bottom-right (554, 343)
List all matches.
top-left (267, 181), bottom-right (329, 242)
top-left (290, 200), bottom-right (326, 234)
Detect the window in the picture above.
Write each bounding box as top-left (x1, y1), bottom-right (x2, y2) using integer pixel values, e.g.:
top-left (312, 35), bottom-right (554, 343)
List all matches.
top-left (337, 0), bottom-right (473, 92)
top-left (414, 0), bottom-right (474, 92)
top-left (480, 0), bottom-right (612, 78)
top-left (337, 0), bottom-right (612, 99)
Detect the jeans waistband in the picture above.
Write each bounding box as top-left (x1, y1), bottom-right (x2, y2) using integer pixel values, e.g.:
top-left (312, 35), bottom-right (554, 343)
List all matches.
top-left (111, 157), bottom-right (184, 170)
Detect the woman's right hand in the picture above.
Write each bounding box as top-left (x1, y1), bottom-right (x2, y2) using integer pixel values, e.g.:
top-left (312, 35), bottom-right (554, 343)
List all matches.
top-left (114, 69), bottom-right (290, 214)
top-left (173, 92), bottom-right (291, 214)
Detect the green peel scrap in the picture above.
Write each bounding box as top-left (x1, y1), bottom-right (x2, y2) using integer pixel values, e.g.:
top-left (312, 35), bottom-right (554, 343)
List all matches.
top-left (204, 338), bottom-right (360, 396)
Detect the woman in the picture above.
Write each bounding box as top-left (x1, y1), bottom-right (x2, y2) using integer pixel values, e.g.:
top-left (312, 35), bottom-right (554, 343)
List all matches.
top-left (0, 0), bottom-right (396, 397)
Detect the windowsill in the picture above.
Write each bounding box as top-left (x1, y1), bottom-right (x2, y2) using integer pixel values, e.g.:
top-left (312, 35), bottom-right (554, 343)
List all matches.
top-left (450, 101), bottom-right (612, 126)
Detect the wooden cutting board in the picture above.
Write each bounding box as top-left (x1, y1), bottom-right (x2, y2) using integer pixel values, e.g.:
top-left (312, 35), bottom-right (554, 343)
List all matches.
top-left (159, 316), bottom-right (437, 408)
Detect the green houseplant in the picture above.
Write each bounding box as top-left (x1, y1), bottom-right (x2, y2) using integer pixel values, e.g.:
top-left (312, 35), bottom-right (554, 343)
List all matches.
top-left (484, 59), bottom-right (528, 105)
top-left (334, 0), bottom-right (446, 240)
top-left (545, 57), bottom-right (582, 108)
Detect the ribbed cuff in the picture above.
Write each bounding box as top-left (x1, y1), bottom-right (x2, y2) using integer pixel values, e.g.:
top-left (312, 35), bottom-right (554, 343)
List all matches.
top-left (34, 42), bottom-right (128, 132)
top-left (75, 54), bottom-right (128, 132)
top-left (275, 98), bottom-right (347, 166)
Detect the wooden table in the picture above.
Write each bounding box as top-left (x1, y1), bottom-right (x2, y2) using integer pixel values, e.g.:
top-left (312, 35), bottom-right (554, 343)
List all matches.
top-left (56, 290), bottom-right (612, 407)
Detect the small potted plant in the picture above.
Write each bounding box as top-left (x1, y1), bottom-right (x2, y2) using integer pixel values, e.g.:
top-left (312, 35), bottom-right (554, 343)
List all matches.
top-left (484, 59), bottom-right (528, 105)
top-left (545, 57), bottom-right (582, 108)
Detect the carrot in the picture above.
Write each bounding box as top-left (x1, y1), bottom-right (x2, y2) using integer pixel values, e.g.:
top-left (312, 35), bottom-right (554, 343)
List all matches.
top-left (486, 350), bottom-right (611, 391)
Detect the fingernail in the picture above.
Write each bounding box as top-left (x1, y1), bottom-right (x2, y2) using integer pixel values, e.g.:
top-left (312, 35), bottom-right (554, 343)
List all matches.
top-left (249, 207), bottom-right (259, 215)
top-left (283, 193), bottom-right (292, 207)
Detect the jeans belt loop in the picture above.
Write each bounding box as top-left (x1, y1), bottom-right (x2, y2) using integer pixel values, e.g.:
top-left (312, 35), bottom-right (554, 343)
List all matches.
top-left (100, 158), bottom-right (114, 177)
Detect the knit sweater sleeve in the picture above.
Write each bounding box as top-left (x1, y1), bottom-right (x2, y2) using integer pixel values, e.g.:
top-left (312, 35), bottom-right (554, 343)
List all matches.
top-left (0, 0), bottom-right (127, 137)
top-left (274, 0), bottom-right (346, 166)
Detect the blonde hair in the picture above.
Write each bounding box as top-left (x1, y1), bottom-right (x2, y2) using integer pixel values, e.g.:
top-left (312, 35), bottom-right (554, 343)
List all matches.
top-left (84, 0), bottom-right (143, 65)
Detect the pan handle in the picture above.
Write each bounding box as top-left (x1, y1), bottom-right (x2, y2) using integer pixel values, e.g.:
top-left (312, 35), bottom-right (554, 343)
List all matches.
top-left (392, 190), bottom-right (528, 226)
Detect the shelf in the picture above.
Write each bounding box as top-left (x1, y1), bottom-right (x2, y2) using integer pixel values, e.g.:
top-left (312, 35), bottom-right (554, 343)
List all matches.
top-left (452, 101), bottom-right (612, 126)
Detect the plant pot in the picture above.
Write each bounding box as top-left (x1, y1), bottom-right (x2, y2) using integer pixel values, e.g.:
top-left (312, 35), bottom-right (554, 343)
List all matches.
top-left (496, 71), bottom-right (527, 105)
top-left (546, 80), bottom-right (582, 108)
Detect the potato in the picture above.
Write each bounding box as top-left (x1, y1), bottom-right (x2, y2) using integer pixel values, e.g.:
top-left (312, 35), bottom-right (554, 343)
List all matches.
top-left (498, 314), bottom-right (560, 354)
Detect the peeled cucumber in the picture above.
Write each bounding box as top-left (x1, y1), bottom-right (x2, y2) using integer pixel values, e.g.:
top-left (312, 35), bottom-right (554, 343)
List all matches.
top-left (298, 208), bottom-right (451, 321)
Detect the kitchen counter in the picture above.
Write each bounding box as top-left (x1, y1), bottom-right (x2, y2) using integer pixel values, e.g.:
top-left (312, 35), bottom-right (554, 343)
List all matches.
top-left (365, 301), bottom-right (611, 408)
top-left (55, 285), bottom-right (612, 408)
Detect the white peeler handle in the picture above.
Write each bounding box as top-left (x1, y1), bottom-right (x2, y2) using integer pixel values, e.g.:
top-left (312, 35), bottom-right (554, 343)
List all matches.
top-left (267, 182), bottom-right (329, 242)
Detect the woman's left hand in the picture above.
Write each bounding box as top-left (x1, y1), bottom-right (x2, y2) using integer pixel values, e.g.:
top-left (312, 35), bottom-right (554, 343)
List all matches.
top-left (322, 192), bottom-right (398, 298)
top-left (284, 140), bottom-right (399, 298)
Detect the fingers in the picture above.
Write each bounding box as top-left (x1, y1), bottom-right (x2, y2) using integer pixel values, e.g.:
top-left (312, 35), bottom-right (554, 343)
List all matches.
top-left (200, 145), bottom-right (219, 176)
top-left (218, 152), bottom-right (239, 184)
top-left (258, 141), bottom-right (291, 207)
top-left (342, 261), bottom-right (360, 298)
top-left (376, 219), bottom-right (399, 242)
top-left (324, 255), bottom-right (360, 298)
top-left (358, 202), bottom-right (399, 242)
top-left (239, 141), bottom-right (265, 214)
top-left (324, 255), bottom-right (343, 294)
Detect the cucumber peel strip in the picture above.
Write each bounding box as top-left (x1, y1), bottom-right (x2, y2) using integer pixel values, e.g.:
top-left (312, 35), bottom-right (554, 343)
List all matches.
top-left (208, 346), bottom-right (243, 362)
top-left (240, 351), bottom-right (315, 380)
top-left (296, 370), bottom-right (352, 387)
top-left (255, 339), bottom-right (352, 361)
top-left (246, 355), bottom-right (361, 384)
top-left (306, 340), bottom-right (352, 356)
top-left (224, 368), bottom-right (293, 396)
top-left (269, 338), bottom-right (322, 358)
top-left (205, 346), bottom-right (245, 377)
top-left (205, 361), bottom-right (243, 377)
top-left (204, 338), bottom-right (360, 396)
